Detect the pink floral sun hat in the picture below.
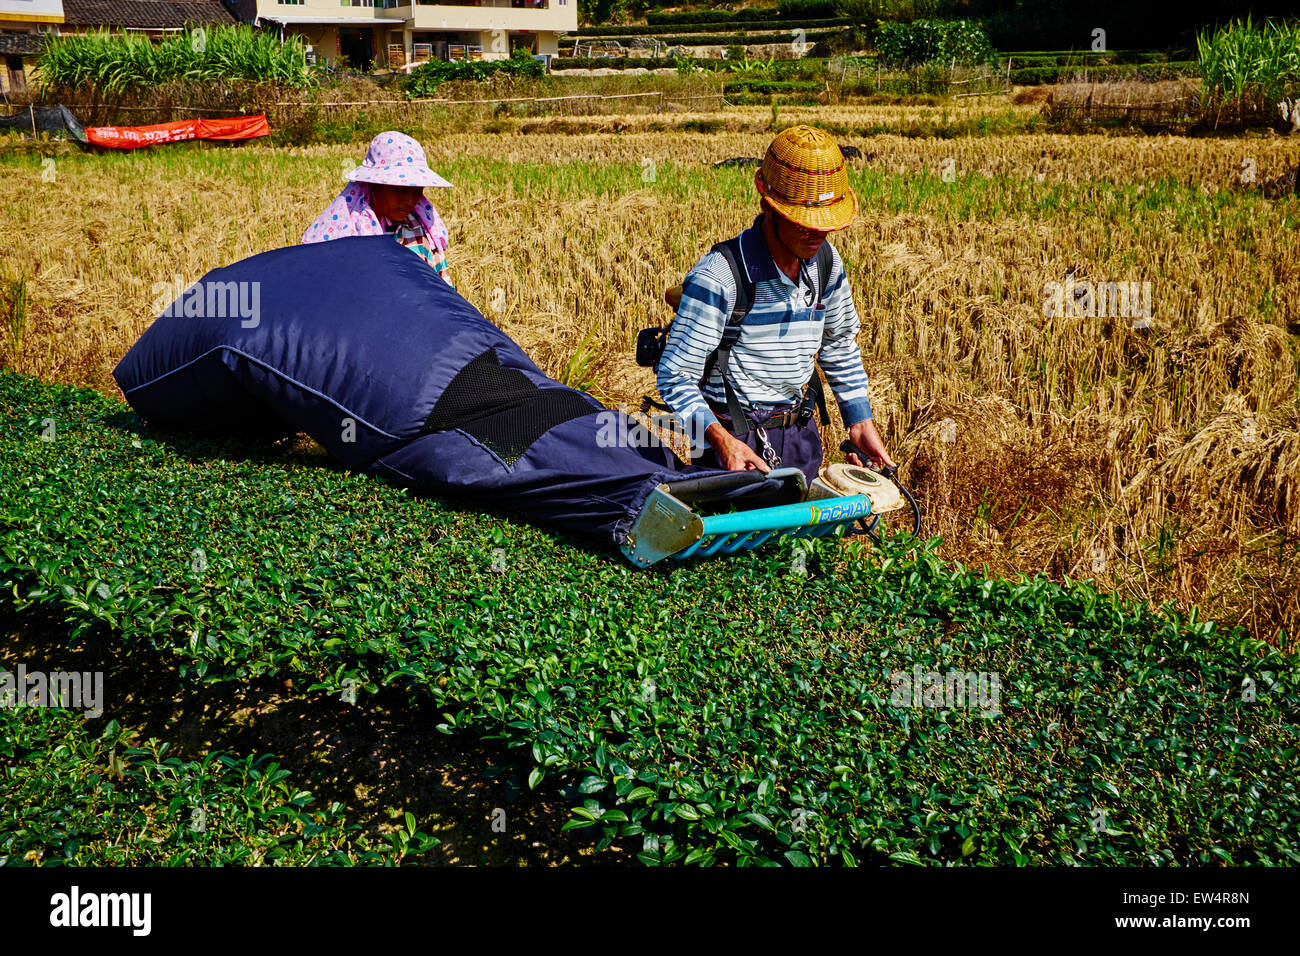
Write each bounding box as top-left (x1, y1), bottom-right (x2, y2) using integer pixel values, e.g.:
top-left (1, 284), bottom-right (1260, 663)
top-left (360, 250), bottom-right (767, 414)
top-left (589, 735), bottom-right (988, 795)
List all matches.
top-left (345, 131), bottom-right (452, 189)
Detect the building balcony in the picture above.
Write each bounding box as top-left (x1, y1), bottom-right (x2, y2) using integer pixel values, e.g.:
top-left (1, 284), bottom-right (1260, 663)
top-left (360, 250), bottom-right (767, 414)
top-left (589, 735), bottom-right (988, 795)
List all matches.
top-left (385, 0), bottom-right (576, 32)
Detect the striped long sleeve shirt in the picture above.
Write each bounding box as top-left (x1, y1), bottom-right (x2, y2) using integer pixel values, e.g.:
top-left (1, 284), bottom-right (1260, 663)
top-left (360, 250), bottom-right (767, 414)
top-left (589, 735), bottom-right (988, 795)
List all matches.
top-left (656, 215), bottom-right (874, 451)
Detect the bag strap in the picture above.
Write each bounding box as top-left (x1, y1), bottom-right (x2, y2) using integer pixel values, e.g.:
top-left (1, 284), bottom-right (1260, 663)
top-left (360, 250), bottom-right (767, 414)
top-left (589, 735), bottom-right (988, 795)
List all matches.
top-left (705, 236), bottom-right (755, 435)
top-left (816, 241), bottom-right (834, 303)
top-left (806, 241), bottom-right (836, 426)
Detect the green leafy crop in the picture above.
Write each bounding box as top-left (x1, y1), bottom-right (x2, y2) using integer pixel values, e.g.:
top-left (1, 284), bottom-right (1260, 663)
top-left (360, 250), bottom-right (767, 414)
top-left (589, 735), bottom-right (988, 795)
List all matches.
top-left (35, 26), bottom-right (315, 95)
top-left (875, 18), bottom-right (996, 68)
top-left (0, 706), bottom-right (438, 865)
top-left (2, 371), bottom-right (1297, 866)
top-left (400, 49), bottom-right (545, 99)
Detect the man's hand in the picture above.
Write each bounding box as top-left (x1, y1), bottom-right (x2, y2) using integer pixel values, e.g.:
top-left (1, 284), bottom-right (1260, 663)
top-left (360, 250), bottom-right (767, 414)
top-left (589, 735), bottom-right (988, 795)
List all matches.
top-left (706, 423), bottom-right (770, 473)
top-left (846, 419), bottom-right (895, 469)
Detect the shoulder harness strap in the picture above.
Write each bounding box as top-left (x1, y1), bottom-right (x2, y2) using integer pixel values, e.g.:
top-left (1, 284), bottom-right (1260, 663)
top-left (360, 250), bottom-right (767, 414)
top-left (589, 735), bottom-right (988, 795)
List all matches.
top-left (705, 236), bottom-right (755, 435)
top-left (804, 242), bottom-right (837, 427)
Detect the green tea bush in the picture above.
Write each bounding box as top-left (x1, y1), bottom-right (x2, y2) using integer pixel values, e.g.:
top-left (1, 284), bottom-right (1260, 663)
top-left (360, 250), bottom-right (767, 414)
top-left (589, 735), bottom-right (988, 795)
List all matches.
top-left (579, 16), bottom-right (848, 35)
top-left (646, 9), bottom-right (744, 27)
top-left (876, 18), bottom-right (996, 67)
top-left (401, 48), bottom-right (544, 98)
top-left (1009, 62), bottom-right (1197, 86)
top-left (0, 706), bottom-right (437, 865)
top-left (1007, 50), bottom-right (1188, 67)
top-left (648, 8), bottom-right (809, 26)
top-left (553, 57), bottom-right (829, 75)
top-left (780, 0), bottom-right (840, 20)
top-left (562, 28), bottom-right (844, 48)
top-left (553, 57), bottom-right (674, 70)
top-left (2, 372), bottom-right (1297, 866)
top-left (835, 0), bottom-right (952, 21)
top-left (723, 79), bottom-right (824, 94)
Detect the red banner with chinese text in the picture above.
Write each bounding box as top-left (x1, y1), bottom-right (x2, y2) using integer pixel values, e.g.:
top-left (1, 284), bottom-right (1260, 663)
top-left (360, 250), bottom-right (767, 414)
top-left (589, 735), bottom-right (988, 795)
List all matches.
top-left (84, 115), bottom-right (270, 150)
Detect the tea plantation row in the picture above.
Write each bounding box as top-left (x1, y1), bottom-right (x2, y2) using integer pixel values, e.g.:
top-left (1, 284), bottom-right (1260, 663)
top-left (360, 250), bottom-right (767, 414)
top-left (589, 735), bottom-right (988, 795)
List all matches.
top-left (2, 372), bottom-right (1297, 866)
top-left (1, 706), bottom-right (436, 865)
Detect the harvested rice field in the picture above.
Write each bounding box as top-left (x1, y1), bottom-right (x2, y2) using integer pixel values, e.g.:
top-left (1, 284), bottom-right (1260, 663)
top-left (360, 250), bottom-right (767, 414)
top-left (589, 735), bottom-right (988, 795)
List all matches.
top-left (4, 120), bottom-right (1299, 647)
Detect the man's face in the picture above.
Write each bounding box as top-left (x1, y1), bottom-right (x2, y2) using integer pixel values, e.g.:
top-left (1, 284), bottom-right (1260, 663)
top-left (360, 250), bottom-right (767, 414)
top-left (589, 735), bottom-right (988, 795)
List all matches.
top-left (771, 206), bottom-right (832, 259)
top-left (369, 183), bottom-right (425, 224)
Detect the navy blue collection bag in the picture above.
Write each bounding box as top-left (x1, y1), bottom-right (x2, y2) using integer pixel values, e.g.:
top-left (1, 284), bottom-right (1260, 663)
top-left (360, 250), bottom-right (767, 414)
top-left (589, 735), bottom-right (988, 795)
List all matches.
top-left (114, 236), bottom-right (739, 546)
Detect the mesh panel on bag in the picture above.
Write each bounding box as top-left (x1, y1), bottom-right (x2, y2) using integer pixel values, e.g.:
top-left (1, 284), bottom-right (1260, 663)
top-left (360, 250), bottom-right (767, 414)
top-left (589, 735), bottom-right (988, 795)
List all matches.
top-left (421, 348), bottom-right (598, 465)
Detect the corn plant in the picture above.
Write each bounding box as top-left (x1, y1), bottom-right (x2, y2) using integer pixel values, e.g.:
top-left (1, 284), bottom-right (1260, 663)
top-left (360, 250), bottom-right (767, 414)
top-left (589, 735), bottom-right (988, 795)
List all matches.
top-left (35, 26), bottom-right (313, 94)
top-left (1197, 16), bottom-right (1300, 116)
top-left (729, 57), bottom-right (778, 78)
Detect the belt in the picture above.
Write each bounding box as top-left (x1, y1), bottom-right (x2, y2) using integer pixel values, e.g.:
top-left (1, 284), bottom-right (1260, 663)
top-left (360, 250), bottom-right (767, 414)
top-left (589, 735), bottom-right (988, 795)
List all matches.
top-left (708, 399), bottom-right (804, 431)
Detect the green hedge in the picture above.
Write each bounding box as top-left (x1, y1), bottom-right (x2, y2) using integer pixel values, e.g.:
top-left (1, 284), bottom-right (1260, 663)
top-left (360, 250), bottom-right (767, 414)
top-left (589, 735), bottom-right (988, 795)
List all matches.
top-left (3, 371), bottom-right (1298, 866)
top-left (400, 47), bottom-right (543, 98)
top-left (552, 57), bottom-right (829, 77)
top-left (646, 7), bottom-right (779, 26)
top-left (723, 79), bottom-right (824, 93)
top-left (1, 707), bottom-right (437, 865)
top-left (571, 18), bottom-right (849, 38)
top-left (1011, 62), bottom-right (1198, 85)
top-left (779, 0), bottom-right (838, 19)
top-left (552, 56), bottom-right (676, 69)
top-left (562, 29), bottom-right (845, 49)
top-left (1007, 50), bottom-right (1191, 66)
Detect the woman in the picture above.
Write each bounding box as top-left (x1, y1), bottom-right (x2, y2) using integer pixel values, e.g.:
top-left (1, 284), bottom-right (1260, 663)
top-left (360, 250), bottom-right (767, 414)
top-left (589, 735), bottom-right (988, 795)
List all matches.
top-left (303, 131), bottom-right (454, 285)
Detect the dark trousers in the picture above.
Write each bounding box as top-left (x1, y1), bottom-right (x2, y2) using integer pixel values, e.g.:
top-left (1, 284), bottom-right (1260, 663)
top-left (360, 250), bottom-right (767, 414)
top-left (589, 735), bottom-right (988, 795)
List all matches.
top-left (695, 410), bottom-right (825, 490)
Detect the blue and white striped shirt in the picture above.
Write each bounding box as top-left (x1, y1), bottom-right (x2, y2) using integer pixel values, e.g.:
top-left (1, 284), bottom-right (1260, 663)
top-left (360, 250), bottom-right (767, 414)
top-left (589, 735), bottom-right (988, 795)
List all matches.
top-left (656, 215), bottom-right (874, 450)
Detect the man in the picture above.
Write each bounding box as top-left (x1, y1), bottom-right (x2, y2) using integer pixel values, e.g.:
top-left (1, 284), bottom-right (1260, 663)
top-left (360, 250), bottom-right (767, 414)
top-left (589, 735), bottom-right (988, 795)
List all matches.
top-left (657, 125), bottom-right (893, 487)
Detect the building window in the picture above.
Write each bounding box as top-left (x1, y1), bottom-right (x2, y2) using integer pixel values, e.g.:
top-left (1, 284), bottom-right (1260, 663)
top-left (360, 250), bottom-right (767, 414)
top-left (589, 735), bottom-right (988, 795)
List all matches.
top-left (341, 0), bottom-right (377, 6)
top-left (278, 0), bottom-right (304, 5)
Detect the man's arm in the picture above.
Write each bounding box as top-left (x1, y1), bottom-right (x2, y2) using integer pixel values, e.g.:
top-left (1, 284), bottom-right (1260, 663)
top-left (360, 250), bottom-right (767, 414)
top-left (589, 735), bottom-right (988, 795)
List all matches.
top-left (656, 257), bottom-right (770, 471)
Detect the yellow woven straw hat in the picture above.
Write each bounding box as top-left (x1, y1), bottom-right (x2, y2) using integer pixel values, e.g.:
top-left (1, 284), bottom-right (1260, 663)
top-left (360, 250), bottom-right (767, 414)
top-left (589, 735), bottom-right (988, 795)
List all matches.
top-left (757, 125), bottom-right (857, 232)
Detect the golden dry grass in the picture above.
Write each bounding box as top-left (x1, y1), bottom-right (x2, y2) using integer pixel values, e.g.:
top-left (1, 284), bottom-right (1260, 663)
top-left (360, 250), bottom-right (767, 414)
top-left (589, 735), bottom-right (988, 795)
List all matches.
top-left (3, 116), bottom-right (1299, 648)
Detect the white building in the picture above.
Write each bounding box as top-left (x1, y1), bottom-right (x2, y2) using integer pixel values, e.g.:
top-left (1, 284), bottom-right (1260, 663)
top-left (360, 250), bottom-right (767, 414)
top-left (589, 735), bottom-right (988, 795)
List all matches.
top-left (232, 0), bottom-right (576, 70)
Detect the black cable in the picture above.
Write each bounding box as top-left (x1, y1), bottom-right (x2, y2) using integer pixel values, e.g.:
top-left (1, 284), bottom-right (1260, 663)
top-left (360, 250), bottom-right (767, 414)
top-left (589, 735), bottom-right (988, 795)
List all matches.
top-left (838, 441), bottom-right (922, 540)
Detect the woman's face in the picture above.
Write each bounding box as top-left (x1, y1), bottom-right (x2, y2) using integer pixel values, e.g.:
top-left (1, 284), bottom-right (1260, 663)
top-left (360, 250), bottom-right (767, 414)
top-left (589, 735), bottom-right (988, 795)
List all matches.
top-left (369, 184), bottom-right (425, 224)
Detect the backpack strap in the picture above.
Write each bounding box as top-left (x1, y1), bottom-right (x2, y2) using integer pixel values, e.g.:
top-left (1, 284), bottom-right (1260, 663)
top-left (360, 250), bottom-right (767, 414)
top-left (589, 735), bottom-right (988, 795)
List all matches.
top-left (705, 236), bottom-right (755, 436)
top-left (816, 241), bottom-right (835, 303)
top-left (804, 242), bottom-right (837, 427)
